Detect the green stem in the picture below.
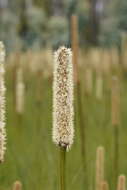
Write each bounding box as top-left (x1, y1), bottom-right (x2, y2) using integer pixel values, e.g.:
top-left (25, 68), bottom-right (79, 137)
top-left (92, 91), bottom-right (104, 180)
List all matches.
top-left (59, 147), bottom-right (66, 190)
top-left (76, 81), bottom-right (87, 186)
top-left (114, 124), bottom-right (119, 186)
top-left (77, 82), bottom-right (86, 157)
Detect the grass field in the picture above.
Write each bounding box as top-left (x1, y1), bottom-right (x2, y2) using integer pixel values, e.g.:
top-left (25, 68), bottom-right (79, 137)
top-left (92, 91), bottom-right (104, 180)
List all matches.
top-left (0, 49), bottom-right (127, 190)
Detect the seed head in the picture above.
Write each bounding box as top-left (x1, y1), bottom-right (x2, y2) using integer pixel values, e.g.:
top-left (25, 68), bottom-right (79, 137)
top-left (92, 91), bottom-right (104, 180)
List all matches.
top-left (96, 146), bottom-right (105, 190)
top-left (16, 68), bottom-right (25, 114)
top-left (117, 175), bottom-right (126, 190)
top-left (53, 46), bottom-right (74, 150)
top-left (13, 181), bottom-right (22, 190)
top-left (101, 181), bottom-right (109, 190)
top-left (0, 42), bottom-right (6, 163)
top-left (111, 76), bottom-right (120, 126)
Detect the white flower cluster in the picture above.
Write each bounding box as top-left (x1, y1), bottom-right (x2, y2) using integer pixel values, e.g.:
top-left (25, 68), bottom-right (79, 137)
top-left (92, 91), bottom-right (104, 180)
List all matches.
top-left (0, 42), bottom-right (6, 162)
top-left (53, 47), bottom-right (74, 150)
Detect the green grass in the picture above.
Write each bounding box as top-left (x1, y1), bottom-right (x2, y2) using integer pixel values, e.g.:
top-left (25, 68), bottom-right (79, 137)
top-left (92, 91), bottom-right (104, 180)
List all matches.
top-left (0, 62), bottom-right (127, 190)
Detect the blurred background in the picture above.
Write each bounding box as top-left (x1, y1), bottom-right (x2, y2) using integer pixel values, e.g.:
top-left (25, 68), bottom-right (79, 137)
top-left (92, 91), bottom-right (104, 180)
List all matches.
top-left (1, 1), bottom-right (127, 190)
top-left (0, 0), bottom-right (127, 51)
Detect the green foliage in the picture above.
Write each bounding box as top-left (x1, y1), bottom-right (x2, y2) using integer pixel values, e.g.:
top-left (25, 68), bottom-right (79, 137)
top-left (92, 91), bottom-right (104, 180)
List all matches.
top-left (26, 7), bottom-right (48, 47)
top-left (1, 0), bottom-right (127, 49)
top-left (0, 10), bottom-right (21, 51)
top-left (2, 55), bottom-right (127, 190)
top-left (99, 0), bottom-right (127, 46)
top-left (47, 16), bottom-right (69, 48)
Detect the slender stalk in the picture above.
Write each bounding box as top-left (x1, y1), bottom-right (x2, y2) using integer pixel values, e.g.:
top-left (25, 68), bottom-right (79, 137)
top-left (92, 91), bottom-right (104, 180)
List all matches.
top-left (85, 66), bottom-right (93, 96)
top-left (71, 14), bottom-right (78, 83)
top-left (120, 32), bottom-right (127, 67)
top-left (13, 52), bottom-right (20, 108)
top-left (96, 73), bottom-right (103, 101)
top-left (36, 70), bottom-right (43, 104)
top-left (59, 147), bottom-right (66, 190)
top-left (71, 14), bottom-right (87, 186)
top-left (111, 77), bottom-right (120, 186)
top-left (76, 82), bottom-right (86, 161)
top-left (76, 81), bottom-right (87, 187)
top-left (114, 124), bottom-right (119, 184)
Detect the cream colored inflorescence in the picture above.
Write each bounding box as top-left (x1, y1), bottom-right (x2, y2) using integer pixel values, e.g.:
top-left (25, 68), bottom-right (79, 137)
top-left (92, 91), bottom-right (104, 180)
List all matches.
top-left (0, 42), bottom-right (6, 162)
top-left (96, 146), bottom-right (105, 190)
top-left (117, 175), bottom-right (126, 190)
top-left (16, 68), bottom-right (25, 114)
top-left (53, 46), bottom-right (74, 150)
top-left (13, 181), bottom-right (22, 190)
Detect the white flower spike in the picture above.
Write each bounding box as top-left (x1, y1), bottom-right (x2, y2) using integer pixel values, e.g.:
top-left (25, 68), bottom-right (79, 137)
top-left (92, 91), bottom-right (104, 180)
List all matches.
top-left (53, 46), bottom-right (74, 150)
top-left (0, 42), bottom-right (6, 162)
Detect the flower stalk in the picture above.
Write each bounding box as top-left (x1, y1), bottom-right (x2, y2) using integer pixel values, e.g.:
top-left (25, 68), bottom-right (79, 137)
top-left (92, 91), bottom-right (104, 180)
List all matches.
top-left (53, 46), bottom-right (74, 190)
